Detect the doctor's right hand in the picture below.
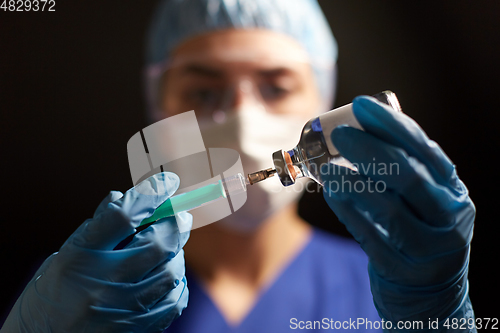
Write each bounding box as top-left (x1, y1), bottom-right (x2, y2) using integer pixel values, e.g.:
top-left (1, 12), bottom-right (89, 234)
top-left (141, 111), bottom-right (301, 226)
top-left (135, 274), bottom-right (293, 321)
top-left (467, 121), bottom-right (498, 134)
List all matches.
top-left (1, 172), bottom-right (192, 333)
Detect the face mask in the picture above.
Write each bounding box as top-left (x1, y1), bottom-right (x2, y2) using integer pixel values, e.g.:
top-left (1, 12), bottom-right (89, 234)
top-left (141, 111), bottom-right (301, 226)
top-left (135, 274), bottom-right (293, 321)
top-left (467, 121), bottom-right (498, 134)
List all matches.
top-left (198, 105), bottom-right (309, 233)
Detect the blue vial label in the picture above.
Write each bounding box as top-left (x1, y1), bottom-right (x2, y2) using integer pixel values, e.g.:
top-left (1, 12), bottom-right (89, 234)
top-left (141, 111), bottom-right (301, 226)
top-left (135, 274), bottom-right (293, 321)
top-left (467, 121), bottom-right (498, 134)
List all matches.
top-left (311, 118), bottom-right (323, 132)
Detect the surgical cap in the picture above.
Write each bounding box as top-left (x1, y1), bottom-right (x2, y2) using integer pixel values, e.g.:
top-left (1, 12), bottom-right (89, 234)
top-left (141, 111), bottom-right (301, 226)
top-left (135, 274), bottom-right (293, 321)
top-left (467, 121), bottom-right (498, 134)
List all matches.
top-left (144, 0), bottom-right (338, 121)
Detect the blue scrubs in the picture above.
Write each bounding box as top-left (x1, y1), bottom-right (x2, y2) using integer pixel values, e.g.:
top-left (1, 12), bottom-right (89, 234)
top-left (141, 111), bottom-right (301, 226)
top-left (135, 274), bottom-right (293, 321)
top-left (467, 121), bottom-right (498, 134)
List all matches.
top-left (164, 228), bottom-right (382, 332)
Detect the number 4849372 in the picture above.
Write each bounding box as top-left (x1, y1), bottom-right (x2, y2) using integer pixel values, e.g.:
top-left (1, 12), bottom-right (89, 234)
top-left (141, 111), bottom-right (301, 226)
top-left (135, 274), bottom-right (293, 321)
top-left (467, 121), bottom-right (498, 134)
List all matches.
top-left (1, 0), bottom-right (56, 11)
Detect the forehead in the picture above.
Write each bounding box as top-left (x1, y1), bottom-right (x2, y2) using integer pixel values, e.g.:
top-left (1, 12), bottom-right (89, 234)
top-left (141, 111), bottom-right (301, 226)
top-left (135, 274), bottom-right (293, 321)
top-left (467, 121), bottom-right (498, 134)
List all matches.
top-left (168, 29), bottom-right (312, 74)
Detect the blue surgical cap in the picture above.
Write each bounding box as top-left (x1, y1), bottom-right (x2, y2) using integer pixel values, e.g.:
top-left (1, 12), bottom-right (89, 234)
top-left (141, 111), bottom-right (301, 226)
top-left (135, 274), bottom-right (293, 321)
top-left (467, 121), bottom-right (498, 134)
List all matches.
top-left (144, 0), bottom-right (338, 120)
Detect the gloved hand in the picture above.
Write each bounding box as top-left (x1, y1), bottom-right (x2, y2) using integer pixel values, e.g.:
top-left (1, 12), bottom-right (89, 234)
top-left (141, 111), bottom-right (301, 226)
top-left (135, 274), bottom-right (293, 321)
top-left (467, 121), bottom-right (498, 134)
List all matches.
top-left (1, 172), bottom-right (192, 333)
top-left (321, 96), bottom-right (475, 332)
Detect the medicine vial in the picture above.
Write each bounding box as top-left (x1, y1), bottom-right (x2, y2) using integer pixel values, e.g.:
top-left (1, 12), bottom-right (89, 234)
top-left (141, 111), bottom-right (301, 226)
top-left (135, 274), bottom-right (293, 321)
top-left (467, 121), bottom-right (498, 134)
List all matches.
top-left (272, 91), bottom-right (402, 186)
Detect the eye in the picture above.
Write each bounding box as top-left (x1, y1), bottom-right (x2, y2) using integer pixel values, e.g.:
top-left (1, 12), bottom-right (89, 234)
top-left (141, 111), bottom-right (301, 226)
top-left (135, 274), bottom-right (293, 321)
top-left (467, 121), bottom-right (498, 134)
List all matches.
top-left (187, 88), bottom-right (223, 106)
top-left (259, 83), bottom-right (290, 101)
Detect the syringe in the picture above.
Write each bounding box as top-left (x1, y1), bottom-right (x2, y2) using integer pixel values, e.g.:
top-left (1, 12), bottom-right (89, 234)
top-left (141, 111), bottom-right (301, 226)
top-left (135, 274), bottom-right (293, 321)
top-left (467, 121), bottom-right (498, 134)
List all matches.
top-left (139, 170), bottom-right (277, 227)
top-left (246, 168), bottom-right (277, 185)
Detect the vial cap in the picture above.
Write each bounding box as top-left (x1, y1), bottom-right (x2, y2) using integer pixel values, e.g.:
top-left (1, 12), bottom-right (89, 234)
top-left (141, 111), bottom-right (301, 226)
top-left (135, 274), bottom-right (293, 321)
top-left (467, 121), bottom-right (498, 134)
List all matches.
top-left (272, 150), bottom-right (295, 187)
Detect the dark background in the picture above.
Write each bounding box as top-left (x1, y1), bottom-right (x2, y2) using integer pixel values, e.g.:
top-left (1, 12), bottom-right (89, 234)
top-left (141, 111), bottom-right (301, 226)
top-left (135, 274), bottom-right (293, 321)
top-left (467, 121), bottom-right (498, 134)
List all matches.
top-left (1, 0), bottom-right (499, 323)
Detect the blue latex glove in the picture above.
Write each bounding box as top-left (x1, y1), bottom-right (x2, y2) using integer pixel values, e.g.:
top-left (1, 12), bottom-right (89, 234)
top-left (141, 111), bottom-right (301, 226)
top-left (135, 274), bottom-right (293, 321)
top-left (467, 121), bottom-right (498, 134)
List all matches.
top-left (1, 172), bottom-right (192, 333)
top-left (321, 96), bottom-right (475, 332)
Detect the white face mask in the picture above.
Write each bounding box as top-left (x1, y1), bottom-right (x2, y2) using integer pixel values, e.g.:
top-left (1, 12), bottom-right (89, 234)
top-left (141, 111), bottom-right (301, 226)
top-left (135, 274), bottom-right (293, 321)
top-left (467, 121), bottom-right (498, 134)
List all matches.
top-left (198, 105), bottom-right (309, 233)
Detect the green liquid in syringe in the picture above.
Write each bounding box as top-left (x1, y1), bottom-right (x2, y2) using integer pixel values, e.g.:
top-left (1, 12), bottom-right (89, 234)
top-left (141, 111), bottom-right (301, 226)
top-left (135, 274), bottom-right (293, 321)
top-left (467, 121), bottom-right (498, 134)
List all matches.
top-left (139, 173), bottom-right (246, 226)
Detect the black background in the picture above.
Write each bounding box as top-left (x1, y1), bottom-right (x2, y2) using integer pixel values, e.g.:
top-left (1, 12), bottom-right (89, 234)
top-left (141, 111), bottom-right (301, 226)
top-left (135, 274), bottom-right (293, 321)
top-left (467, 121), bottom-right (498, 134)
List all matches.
top-left (1, 0), bottom-right (499, 323)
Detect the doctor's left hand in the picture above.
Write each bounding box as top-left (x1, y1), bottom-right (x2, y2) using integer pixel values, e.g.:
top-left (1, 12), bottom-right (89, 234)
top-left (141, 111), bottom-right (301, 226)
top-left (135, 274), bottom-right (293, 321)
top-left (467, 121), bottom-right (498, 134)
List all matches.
top-left (1, 172), bottom-right (192, 333)
top-left (321, 96), bottom-right (475, 332)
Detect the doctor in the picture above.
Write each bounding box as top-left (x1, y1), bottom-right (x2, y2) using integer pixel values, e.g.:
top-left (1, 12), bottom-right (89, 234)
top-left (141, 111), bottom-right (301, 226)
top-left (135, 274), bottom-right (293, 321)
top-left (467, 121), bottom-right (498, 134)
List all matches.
top-left (1, 0), bottom-right (475, 332)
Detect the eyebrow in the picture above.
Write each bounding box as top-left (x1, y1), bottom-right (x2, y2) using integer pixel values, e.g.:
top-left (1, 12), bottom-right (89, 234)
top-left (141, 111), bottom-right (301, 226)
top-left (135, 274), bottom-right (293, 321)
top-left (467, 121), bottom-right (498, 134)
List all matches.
top-left (181, 64), bottom-right (224, 78)
top-left (257, 67), bottom-right (297, 79)
top-left (179, 64), bottom-right (299, 79)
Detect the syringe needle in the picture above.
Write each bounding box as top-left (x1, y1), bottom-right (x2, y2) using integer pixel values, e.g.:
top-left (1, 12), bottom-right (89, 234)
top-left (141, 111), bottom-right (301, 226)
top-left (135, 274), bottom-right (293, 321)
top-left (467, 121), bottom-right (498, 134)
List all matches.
top-left (246, 168), bottom-right (277, 185)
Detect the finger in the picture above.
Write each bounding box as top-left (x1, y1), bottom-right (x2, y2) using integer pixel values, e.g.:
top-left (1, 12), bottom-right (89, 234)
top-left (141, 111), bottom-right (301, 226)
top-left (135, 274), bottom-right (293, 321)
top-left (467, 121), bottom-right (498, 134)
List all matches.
top-left (124, 212), bottom-right (192, 255)
top-left (138, 249), bottom-right (186, 309)
top-left (62, 213), bottom-right (191, 284)
top-left (322, 183), bottom-right (460, 287)
top-left (352, 95), bottom-right (463, 193)
top-left (322, 162), bottom-right (473, 285)
top-left (111, 213), bottom-right (192, 282)
top-left (93, 191), bottom-right (123, 219)
top-left (73, 172), bottom-right (180, 250)
top-left (331, 126), bottom-right (467, 226)
top-left (85, 277), bottom-right (188, 332)
top-left (61, 193), bottom-right (124, 250)
top-left (325, 166), bottom-right (473, 257)
top-left (145, 276), bottom-right (189, 332)
top-left (322, 179), bottom-right (410, 282)
top-left (83, 250), bottom-right (186, 312)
